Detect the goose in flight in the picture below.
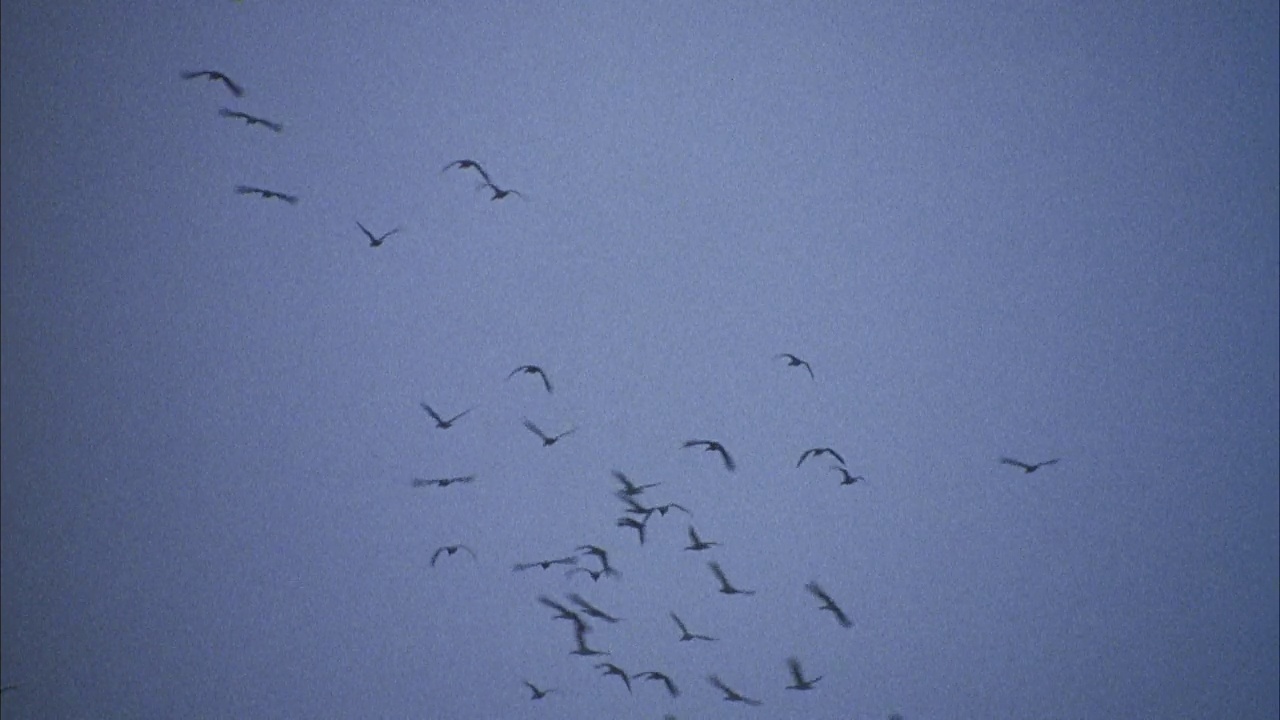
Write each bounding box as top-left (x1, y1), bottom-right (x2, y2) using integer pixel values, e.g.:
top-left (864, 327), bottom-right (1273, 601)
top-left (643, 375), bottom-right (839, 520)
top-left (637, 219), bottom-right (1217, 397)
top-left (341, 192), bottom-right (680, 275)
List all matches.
top-left (429, 544), bottom-right (476, 566)
top-left (709, 561), bottom-right (756, 596)
top-left (523, 681), bottom-right (556, 700)
top-left (670, 612), bottom-right (717, 642)
top-left (536, 595), bottom-right (582, 624)
top-left (419, 402), bottom-right (473, 429)
top-left (218, 108), bottom-right (282, 132)
top-left (181, 69), bottom-right (244, 96)
top-left (477, 181), bottom-right (525, 201)
top-left (575, 545), bottom-right (620, 577)
top-left (566, 566), bottom-right (617, 582)
top-left (612, 470), bottom-right (660, 497)
top-left (682, 440), bottom-right (736, 471)
top-left (442, 159), bottom-right (492, 185)
top-left (508, 365), bottom-right (553, 393)
top-left (235, 185), bottom-right (298, 204)
top-left (653, 502), bottom-right (691, 517)
top-left (797, 447), bottom-right (846, 468)
top-left (635, 671), bottom-right (680, 697)
top-left (685, 525), bottom-right (720, 551)
top-left (775, 353), bottom-right (814, 379)
top-left (568, 593), bottom-right (621, 623)
top-left (805, 581), bottom-right (852, 628)
top-left (570, 620), bottom-right (609, 657)
top-left (616, 516), bottom-right (648, 545)
top-left (522, 419), bottom-right (576, 447)
top-left (785, 656), bottom-right (822, 691)
top-left (514, 555), bottom-right (578, 572)
top-left (831, 466), bottom-right (863, 485)
top-left (357, 221), bottom-right (401, 248)
top-left (999, 457), bottom-right (1060, 473)
top-left (708, 675), bottom-right (763, 706)
top-left (595, 663), bottom-right (632, 693)
top-left (411, 475), bottom-right (476, 488)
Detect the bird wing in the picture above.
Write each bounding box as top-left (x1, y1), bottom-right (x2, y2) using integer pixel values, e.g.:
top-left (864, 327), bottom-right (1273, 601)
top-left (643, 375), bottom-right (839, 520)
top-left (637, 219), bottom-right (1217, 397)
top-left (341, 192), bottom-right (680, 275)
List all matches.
top-left (787, 657), bottom-right (804, 684)
top-left (1040, 458), bottom-right (1061, 467)
top-left (717, 446), bottom-right (736, 471)
top-left (419, 402), bottom-right (444, 423)
top-left (682, 440), bottom-right (709, 449)
top-left (828, 603), bottom-right (853, 627)
top-left (826, 449), bottom-right (846, 465)
top-left (522, 419), bottom-right (548, 440)
top-left (235, 185), bottom-right (263, 195)
top-left (219, 76), bottom-right (245, 96)
top-left (430, 547), bottom-right (445, 566)
top-left (218, 108), bottom-right (244, 119)
top-left (687, 526), bottom-right (700, 545)
top-left (806, 581), bottom-right (833, 603)
top-left (535, 368), bottom-right (552, 393)
top-left (410, 478), bottom-right (436, 488)
top-left (802, 361), bottom-right (814, 379)
top-left (669, 612), bottom-right (688, 633)
top-left (999, 457), bottom-right (1033, 470)
top-left (797, 449), bottom-right (814, 467)
top-left (709, 561), bottom-right (730, 587)
top-left (445, 407), bottom-right (473, 423)
top-left (459, 545), bottom-right (477, 560)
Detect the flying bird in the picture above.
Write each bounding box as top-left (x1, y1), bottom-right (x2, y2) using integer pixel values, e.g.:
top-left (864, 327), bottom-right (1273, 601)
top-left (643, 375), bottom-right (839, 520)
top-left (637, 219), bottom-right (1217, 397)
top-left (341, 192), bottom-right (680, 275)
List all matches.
top-left (411, 475), bottom-right (476, 488)
top-left (775, 353), bottom-right (814, 379)
top-left (568, 593), bottom-right (622, 623)
top-left (636, 671), bottom-right (680, 697)
top-left (708, 561), bottom-right (756, 596)
top-left (620, 496), bottom-right (656, 521)
top-left (537, 595), bottom-right (581, 623)
top-left (595, 663), bottom-right (632, 693)
top-left (419, 402), bottom-right (473, 429)
top-left (523, 681), bottom-right (556, 700)
top-left (566, 566), bottom-right (617, 582)
top-left (805, 581), bottom-right (853, 628)
top-left (508, 365), bottom-right (553, 393)
top-left (797, 447), bottom-right (846, 468)
top-left (442, 159), bottom-right (492, 185)
top-left (785, 656), bottom-right (822, 691)
top-left (831, 466), bottom-right (864, 485)
top-left (616, 516), bottom-right (648, 545)
top-left (235, 185), bottom-right (298, 204)
top-left (685, 525), bottom-right (720, 551)
top-left (514, 556), bottom-right (578, 572)
top-left (999, 457), bottom-right (1061, 473)
top-left (522, 419), bottom-right (576, 447)
top-left (429, 544), bottom-right (476, 566)
top-left (569, 620), bottom-right (609, 657)
top-left (181, 69), bottom-right (244, 96)
top-left (575, 545), bottom-right (620, 577)
top-left (652, 502), bottom-right (691, 517)
top-left (218, 108), bottom-right (282, 132)
top-left (477, 181), bottom-right (525, 201)
top-left (708, 675), bottom-right (763, 706)
top-left (357, 221), bottom-right (401, 248)
top-left (682, 440), bottom-right (736, 471)
top-left (612, 470), bottom-right (661, 496)
top-left (670, 612), bottom-right (717, 642)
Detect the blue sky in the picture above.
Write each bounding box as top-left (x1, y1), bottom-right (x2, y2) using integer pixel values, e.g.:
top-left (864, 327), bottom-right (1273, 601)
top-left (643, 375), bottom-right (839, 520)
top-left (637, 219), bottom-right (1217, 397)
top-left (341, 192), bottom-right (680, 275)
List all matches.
top-left (2, 2), bottom-right (1277, 718)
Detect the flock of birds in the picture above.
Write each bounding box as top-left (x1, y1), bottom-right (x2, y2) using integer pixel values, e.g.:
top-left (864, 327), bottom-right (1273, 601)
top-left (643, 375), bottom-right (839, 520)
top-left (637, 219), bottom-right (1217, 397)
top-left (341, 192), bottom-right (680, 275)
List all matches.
top-left (171, 67), bottom-right (1063, 719)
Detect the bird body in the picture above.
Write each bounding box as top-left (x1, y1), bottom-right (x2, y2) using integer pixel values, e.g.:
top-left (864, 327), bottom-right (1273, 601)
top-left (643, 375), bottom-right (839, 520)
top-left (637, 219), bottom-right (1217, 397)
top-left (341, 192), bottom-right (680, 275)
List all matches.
top-left (429, 544), bottom-right (476, 566)
top-left (411, 475), bottom-right (476, 488)
top-left (477, 181), bottom-right (524, 201)
top-left (617, 516), bottom-right (648, 545)
top-left (419, 403), bottom-right (473, 429)
top-left (442, 159), bottom-right (492, 185)
top-left (508, 365), bottom-right (553, 393)
top-left (612, 470), bottom-right (660, 496)
top-left (357, 221), bottom-right (401, 247)
top-left (683, 439), bottom-right (736, 471)
top-left (798, 447), bottom-right (846, 468)
top-left (670, 612), bottom-right (717, 642)
top-left (999, 457), bottom-right (1060, 473)
top-left (523, 419), bottom-right (576, 446)
top-left (514, 556), bottom-right (578, 572)
top-left (524, 681), bottom-right (556, 700)
top-left (776, 353), bottom-right (814, 379)
top-left (236, 185), bottom-right (298, 204)
top-left (831, 466), bottom-right (864, 485)
top-left (708, 675), bottom-right (763, 706)
top-left (182, 70), bottom-right (244, 96)
top-left (219, 108), bottom-right (282, 132)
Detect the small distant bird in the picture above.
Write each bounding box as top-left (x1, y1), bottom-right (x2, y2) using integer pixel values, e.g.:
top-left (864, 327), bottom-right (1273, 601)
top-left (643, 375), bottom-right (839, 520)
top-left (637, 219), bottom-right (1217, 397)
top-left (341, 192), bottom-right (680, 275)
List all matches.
top-left (508, 365), bottom-right (553, 393)
top-left (419, 402), bottom-right (473, 429)
top-left (537, 595), bottom-right (581, 623)
top-left (775, 353), bottom-right (814, 379)
top-left (522, 419), bottom-right (576, 447)
top-left (805, 581), bottom-right (852, 628)
top-left (235, 185), bottom-right (298, 204)
top-left (999, 457), bottom-right (1060, 473)
top-left (442, 159), bottom-right (492, 185)
top-left (797, 447), bottom-right (846, 468)
top-left (616, 516), bottom-right (647, 545)
top-left (709, 561), bottom-right (756, 596)
top-left (411, 475), bottom-right (476, 488)
top-left (831, 466), bottom-right (864, 485)
top-left (568, 593), bottom-right (621, 623)
top-left (653, 502), bottom-right (691, 517)
top-left (685, 525), bottom-right (720, 551)
top-left (708, 675), bottom-right (763, 706)
top-left (181, 70), bottom-right (244, 96)
top-left (218, 108), bottom-right (282, 132)
top-left (514, 556), bottom-right (578, 572)
top-left (357, 221), bottom-right (401, 248)
top-left (524, 681), bottom-right (556, 700)
top-left (682, 440), bottom-right (736, 471)
top-left (595, 663), bottom-right (631, 693)
top-left (785, 657), bottom-right (822, 691)
top-left (612, 470), bottom-right (660, 496)
top-left (575, 545), bottom-right (620, 577)
top-left (570, 620), bottom-right (609, 657)
top-left (429, 544), bottom-right (476, 566)
top-left (567, 566), bottom-right (616, 582)
top-left (477, 181), bottom-right (524, 201)
top-left (670, 612), bottom-right (717, 642)
top-left (636, 671), bottom-right (680, 697)
top-left (620, 496), bottom-right (656, 521)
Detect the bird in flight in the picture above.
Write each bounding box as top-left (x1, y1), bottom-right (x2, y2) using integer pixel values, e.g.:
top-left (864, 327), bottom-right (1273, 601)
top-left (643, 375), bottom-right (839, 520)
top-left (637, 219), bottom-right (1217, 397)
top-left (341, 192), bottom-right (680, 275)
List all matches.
top-left (477, 181), bottom-right (525, 201)
top-left (797, 447), bottom-right (846, 468)
top-left (522, 419), bottom-right (576, 447)
top-left (566, 566), bottom-right (617, 582)
top-left (805, 581), bottom-right (852, 628)
top-left (181, 70), bottom-right (244, 96)
top-left (709, 561), bottom-right (756, 596)
top-left (831, 466), bottom-right (864, 485)
top-left (411, 475), bottom-right (476, 488)
top-left (514, 556), bottom-right (578, 572)
top-left (508, 365), bottom-right (553, 393)
top-left (575, 545), bottom-right (620, 577)
top-left (708, 675), bottom-right (763, 706)
top-left (636, 671), bottom-right (680, 698)
top-left (652, 502), bottom-right (692, 517)
top-left (685, 525), bottom-right (720, 551)
top-left (235, 185), bottom-right (298, 204)
top-left (356, 221), bottom-right (401, 248)
top-left (429, 544), bottom-right (476, 566)
top-left (523, 681), bottom-right (556, 700)
top-left (537, 595), bottom-right (581, 624)
top-left (785, 656), bottom-right (822, 691)
top-left (442, 159), bottom-right (492, 185)
top-left (568, 593), bottom-right (622, 623)
top-left (612, 470), bottom-right (660, 497)
top-left (999, 457), bottom-right (1060, 473)
top-left (683, 440), bottom-right (736, 471)
top-left (616, 516), bottom-right (648, 545)
top-left (569, 620), bottom-right (609, 657)
top-left (419, 403), bottom-right (473, 429)
top-left (775, 353), bottom-right (814, 379)
top-left (595, 663), bottom-right (632, 693)
top-left (670, 612), bottom-right (717, 642)
top-left (218, 108), bottom-right (282, 132)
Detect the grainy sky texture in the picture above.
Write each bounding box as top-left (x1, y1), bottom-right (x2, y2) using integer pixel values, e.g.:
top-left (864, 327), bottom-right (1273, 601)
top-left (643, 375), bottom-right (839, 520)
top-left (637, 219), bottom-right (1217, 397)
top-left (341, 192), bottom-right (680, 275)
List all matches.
top-left (2, 3), bottom-right (1278, 719)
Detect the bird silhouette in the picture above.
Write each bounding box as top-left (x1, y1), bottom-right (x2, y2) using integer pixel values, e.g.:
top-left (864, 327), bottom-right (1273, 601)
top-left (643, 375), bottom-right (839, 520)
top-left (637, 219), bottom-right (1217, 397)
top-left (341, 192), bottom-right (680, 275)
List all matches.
top-left (999, 457), bottom-right (1060, 473)
top-left (685, 525), bottom-right (720, 551)
top-left (514, 556), bottom-right (578, 572)
top-left (411, 475), bottom-right (475, 488)
top-left (670, 612), bottom-right (717, 642)
top-left (537, 595), bottom-right (581, 623)
top-left (831, 466), bottom-right (864, 485)
top-left (616, 516), bottom-right (648, 545)
top-left (181, 70), bottom-right (244, 96)
top-left (523, 681), bottom-right (556, 700)
top-left (708, 675), bottom-right (763, 706)
top-left (805, 581), bottom-right (853, 628)
top-left (653, 502), bottom-right (691, 517)
top-left (797, 447), bottom-right (846, 468)
top-left (620, 496), bottom-right (656, 521)
top-left (682, 440), bottom-right (736, 471)
top-left (508, 365), bottom-right (553, 393)
top-left (442, 159), bottom-right (492, 185)
top-left (419, 403), bottom-right (473, 429)
top-left (522, 419), bottom-right (576, 447)
top-left (595, 663), bottom-right (631, 692)
top-left (568, 593), bottom-right (622, 623)
top-left (218, 108), bottom-right (282, 132)
top-left (574, 545), bottom-right (620, 577)
top-left (569, 619), bottom-right (609, 657)
top-left (357, 221), bottom-right (401, 248)
top-left (636, 671), bottom-right (681, 697)
top-left (477, 181), bottom-right (525, 201)
top-left (785, 656), bottom-right (822, 690)
top-left (775, 353), bottom-right (814, 379)
top-left (709, 561), bottom-right (756, 596)
top-left (612, 470), bottom-right (661, 496)
top-left (429, 544), bottom-right (476, 566)
top-left (235, 185), bottom-right (298, 204)
top-left (566, 567), bottom-right (617, 582)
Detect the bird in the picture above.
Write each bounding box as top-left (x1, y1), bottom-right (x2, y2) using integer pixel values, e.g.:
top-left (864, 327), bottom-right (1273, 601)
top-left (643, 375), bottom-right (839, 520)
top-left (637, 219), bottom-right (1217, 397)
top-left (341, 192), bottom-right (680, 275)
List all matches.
top-left (569, 620), bottom-right (609, 657)
top-left (708, 675), bottom-right (763, 706)
top-left (477, 181), bottom-right (524, 201)
top-left (775, 353), bottom-right (814, 379)
top-left (636, 671), bottom-right (680, 697)
top-left (831, 466), bottom-right (864, 485)
top-left (357, 221), bottom-right (401, 248)
top-left (514, 556), bottom-right (578, 572)
top-left (670, 612), bottom-right (717, 642)
top-left (797, 447), bottom-right (846, 468)
top-left (522, 419), bottom-right (576, 447)
top-left (523, 681), bottom-right (556, 700)
top-left (653, 502), bottom-right (691, 517)
top-left (785, 656), bottom-right (822, 690)
top-left (685, 525), bottom-right (720, 551)
top-left (805, 581), bottom-right (853, 628)
top-left (566, 566), bottom-right (617, 582)
top-left (708, 561), bottom-right (756, 596)
top-left (999, 457), bottom-right (1060, 473)
top-left (682, 440), bottom-right (736, 471)
top-left (429, 544), bottom-right (476, 566)
top-left (218, 108), bottom-right (282, 132)
top-left (235, 185), bottom-right (298, 204)
top-left (612, 470), bottom-right (661, 496)
top-left (575, 545), bottom-right (620, 577)
top-left (411, 475), bottom-right (476, 488)
top-left (616, 516), bottom-right (648, 545)
top-left (595, 663), bottom-right (631, 693)
top-left (568, 593), bottom-right (621, 623)
top-left (537, 595), bottom-right (581, 623)
top-left (620, 495), bottom-right (656, 521)
top-left (181, 70), bottom-right (244, 96)
top-left (419, 403), bottom-right (473, 429)
top-left (508, 365), bottom-right (552, 393)
top-left (442, 159), bottom-right (492, 185)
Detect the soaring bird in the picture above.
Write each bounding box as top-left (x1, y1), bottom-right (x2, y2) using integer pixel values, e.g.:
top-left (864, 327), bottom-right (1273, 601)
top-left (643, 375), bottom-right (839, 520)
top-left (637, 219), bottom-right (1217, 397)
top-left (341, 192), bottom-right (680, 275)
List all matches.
top-left (682, 440), bottom-right (736, 471)
top-left (181, 70), bottom-right (244, 96)
top-left (797, 447), bottom-right (846, 468)
top-left (569, 620), bottom-right (609, 657)
top-left (477, 181), bottom-right (525, 201)
top-left (235, 185), bottom-right (298, 204)
top-left (785, 657), bottom-right (822, 691)
top-left (685, 525), bottom-right (720, 551)
top-left (670, 612), bottom-right (717, 642)
top-left (595, 663), bottom-right (631, 693)
top-left (708, 675), bottom-right (763, 706)
top-left (775, 353), bottom-right (814, 379)
top-left (616, 516), bottom-right (648, 545)
top-left (831, 466), bottom-right (864, 485)
top-left (523, 681), bottom-right (556, 700)
top-left (508, 365), bottom-right (553, 393)
top-left (522, 419), bottom-right (576, 447)
top-left (636, 671), bottom-right (680, 697)
top-left (514, 556), bottom-right (578, 572)
top-left (620, 496), bottom-right (656, 521)
top-left (805, 581), bottom-right (852, 628)
top-left (653, 502), bottom-right (691, 517)
top-left (411, 475), bottom-right (476, 488)
top-left (442, 159), bottom-right (492, 185)
top-left (429, 544), bottom-right (476, 566)
top-left (218, 108), bottom-right (282, 132)
top-left (537, 595), bottom-right (581, 623)
top-left (567, 566), bottom-right (616, 582)
top-left (612, 470), bottom-right (661, 497)
top-left (419, 402), bottom-right (473, 429)
top-left (575, 545), bottom-right (620, 577)
top-left (708, 561), bottom-right (756, 596)
top-left (999, 457), bottom-right (1060, 473)
top-left (357, 221), bottom-right (401, 248)
top-left (568, 593), bottom-right (621, 623)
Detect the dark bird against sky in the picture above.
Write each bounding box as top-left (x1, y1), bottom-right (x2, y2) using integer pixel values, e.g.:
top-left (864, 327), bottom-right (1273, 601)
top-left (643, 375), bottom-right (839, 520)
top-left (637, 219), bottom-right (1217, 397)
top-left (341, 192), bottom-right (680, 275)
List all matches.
top-left (797, 447), bottom-right (846, 467)
top-left (999, 457), bottom-right (1061, 473)
top-left (775, 352), bottom-right (814, 379)
top-left (709, 561), bottom-right (756, 596)
top-left (410, 475), bottom-right (476, 488)
top-left (357, 221), bottom-right (401, 248)
top-left (785, 656), bottom-right (823, 690)
top-left (429, 544), bottom-right (476, 567)
top-left (442, 159), bottom-right (492, 185)
top-left (181, 69), bottom-right (244, 96)
top-left (682, 439), bottom-right (736, 471)
top-left (419, 402), bottom-right (473, 429)
top-left (670, 611), bottom-right (717, 642)
top-left (218, 108), bottom-right (282, 132)
top-left (708, 674), bottom-right (764, 706)
top-left (805, 581), bottom-right (853, 628)
top-left (508, 365), bottom-right (553, 393)
top-left (235, 185), bottom-right (299, 204)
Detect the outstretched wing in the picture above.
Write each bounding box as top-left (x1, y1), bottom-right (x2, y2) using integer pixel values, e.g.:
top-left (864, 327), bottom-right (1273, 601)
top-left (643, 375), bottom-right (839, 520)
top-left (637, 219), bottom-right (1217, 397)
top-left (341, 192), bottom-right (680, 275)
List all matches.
top-left (999, 457), bottom-right (1033, 470)
top-left (716, 446), bottom-right (736, 471)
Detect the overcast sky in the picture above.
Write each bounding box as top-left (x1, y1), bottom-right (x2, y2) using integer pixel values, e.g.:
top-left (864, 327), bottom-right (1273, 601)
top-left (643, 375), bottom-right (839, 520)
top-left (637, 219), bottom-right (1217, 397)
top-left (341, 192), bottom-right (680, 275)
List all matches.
top-left (2, 2), bottom-right (1278, 719)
